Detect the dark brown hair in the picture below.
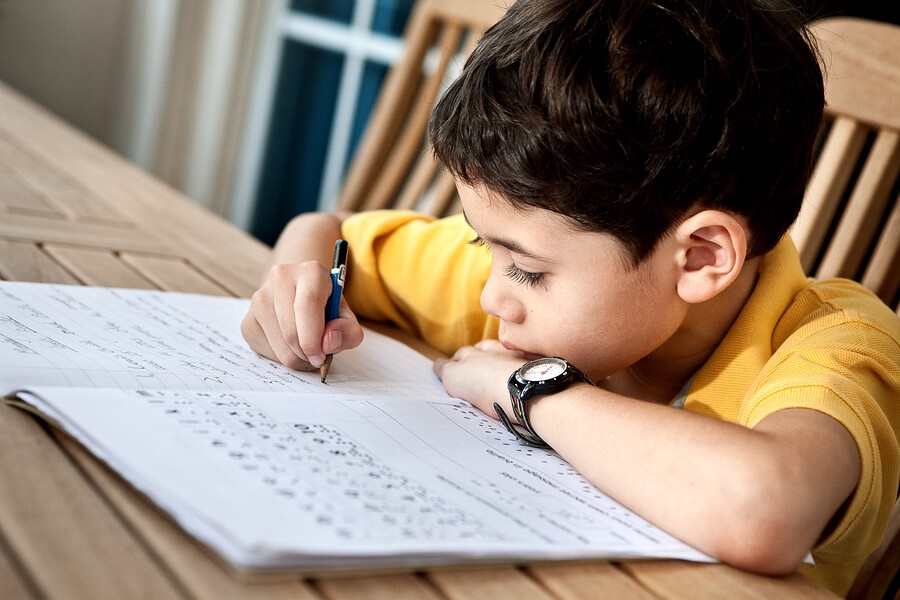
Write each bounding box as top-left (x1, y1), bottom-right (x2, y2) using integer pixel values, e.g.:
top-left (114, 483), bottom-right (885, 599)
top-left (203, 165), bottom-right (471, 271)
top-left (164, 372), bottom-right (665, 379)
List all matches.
top-left (430, 0), bottom-right (825, 263)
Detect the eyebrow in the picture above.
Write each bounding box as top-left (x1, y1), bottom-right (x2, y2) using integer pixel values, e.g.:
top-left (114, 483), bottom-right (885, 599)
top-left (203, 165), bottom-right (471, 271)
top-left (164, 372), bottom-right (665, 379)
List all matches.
top-left (462, 210), bottom-right (544, 260)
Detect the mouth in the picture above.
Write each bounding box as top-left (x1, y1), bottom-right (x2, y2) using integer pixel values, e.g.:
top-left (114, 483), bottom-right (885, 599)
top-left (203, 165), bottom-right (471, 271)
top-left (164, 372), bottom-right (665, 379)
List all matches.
top-left (500, 340), bottom-right (545, 362)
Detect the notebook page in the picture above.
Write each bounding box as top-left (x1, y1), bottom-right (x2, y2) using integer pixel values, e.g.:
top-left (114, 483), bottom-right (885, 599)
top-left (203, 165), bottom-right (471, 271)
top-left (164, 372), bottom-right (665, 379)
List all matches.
top-left (16, 385), bottom-right (712, 571)
top-left (0, 281), bottom-right (442, 397)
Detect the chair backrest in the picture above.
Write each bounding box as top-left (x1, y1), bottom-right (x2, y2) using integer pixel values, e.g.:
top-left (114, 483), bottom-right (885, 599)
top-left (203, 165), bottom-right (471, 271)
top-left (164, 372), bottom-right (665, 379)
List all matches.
top-left (796, 17), bottom-right (900, 313)
top-left (336, 0), bottom-right (506, 217)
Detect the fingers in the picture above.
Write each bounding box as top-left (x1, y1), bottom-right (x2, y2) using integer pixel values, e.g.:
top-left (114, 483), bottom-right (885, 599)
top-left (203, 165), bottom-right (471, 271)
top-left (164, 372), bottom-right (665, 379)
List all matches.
top-left (241, 310), bottom-right (315, 371)
top-left (241, 262), bottom-right (363, 371)
top-left (287, 262), bottom-right (331, 366)
top-left (244, 277), bottom-right (316, 371)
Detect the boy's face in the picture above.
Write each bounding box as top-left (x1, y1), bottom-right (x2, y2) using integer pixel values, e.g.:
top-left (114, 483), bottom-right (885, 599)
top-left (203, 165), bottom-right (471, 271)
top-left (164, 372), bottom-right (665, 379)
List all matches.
top-left (459, 183), bottom-right (690, 381)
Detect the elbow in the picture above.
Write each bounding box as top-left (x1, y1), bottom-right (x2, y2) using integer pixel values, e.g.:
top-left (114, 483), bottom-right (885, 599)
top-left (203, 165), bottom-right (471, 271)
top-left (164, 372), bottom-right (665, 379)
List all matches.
top-left (703, 476), bottom-right (817, 575)
top-left (711, 518), bottom-right (809, 576)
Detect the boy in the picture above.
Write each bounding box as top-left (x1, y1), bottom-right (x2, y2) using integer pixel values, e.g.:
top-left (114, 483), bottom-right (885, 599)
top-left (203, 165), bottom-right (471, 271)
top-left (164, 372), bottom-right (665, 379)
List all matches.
top-left (241, 0), bottom-right (900, 594)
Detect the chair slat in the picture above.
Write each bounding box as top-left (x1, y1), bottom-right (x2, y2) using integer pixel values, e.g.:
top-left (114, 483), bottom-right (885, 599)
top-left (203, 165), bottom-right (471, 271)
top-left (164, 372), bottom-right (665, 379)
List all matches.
top-left (794, 116), bottom-right (869, 271)
top-left (428, 170), bottom-right (460, 217)
top-left (363, 22), bottom-right (465, 212)
top-left (396, 151), bottom-right (443, 212)
top-left (815, 128), bottom-right (900, 280)
top-left (337, 0), bottom-right (505, 214)
top-left (860, 189), bottom-right (900, 309)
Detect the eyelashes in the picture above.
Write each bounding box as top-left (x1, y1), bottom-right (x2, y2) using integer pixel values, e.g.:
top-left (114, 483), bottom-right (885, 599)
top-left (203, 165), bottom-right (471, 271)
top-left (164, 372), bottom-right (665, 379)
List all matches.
top-left (469, 235), bottom-right (544, 287)
top-left (505, 264), bottom-right (544, 287)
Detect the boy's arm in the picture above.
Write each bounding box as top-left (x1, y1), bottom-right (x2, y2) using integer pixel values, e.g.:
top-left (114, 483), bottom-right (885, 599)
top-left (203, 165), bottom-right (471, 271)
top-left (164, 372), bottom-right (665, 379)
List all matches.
top-left (434, 343), bottom-right (860, 575)
top-left (241, 211), bottom-right (364, 370)
top-left (538, 387), bottom-right (859, 574)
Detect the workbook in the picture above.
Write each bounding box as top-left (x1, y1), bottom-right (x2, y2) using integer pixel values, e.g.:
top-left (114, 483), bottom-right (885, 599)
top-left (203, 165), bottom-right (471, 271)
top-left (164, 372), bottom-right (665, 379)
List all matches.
top-left (0, 281), bottom-right (712, 575)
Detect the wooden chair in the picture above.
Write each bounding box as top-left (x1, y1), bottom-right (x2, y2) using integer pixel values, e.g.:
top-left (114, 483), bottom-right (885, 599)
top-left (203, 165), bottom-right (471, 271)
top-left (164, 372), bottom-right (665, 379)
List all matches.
top-left (336, 0), bottom-right (506, 217)
top-left (796, 17), bottom-right (900, 313)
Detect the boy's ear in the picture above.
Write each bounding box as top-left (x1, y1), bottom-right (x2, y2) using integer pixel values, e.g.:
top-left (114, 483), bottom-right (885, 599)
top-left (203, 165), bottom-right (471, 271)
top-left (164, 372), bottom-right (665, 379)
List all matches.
top-left (673, 210), bottom-right (748, 304)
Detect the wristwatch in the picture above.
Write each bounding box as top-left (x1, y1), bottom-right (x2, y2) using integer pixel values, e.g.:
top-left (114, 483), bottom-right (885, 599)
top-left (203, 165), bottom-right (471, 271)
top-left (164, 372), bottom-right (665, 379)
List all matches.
top-left (494, 357), bottom-right (592, 448)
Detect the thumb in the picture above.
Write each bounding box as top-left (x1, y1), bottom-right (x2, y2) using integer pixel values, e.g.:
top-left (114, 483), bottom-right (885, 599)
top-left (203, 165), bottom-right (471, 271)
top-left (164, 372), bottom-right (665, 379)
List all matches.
top-left (323, 319), bottom-right (364, 354)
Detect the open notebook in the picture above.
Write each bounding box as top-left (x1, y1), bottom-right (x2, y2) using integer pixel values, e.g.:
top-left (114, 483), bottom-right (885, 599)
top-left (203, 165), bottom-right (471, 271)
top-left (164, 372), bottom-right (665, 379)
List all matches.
top-left (0, 281), bottom-right (712, 575)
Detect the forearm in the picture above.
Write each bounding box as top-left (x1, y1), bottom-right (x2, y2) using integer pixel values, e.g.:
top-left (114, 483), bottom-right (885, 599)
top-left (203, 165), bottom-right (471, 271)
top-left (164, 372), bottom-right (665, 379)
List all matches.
top-left (528, 386), bottom-right (858, 573)
top-left (268, 211), bottom-right (352, 272)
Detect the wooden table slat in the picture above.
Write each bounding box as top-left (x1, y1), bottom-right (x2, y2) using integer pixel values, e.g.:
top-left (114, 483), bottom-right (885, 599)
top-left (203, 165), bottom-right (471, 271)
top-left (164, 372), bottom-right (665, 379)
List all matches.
top-left (44, 244), bottom-right (157, 289)
top-left (528, 562), bottom-right (663, 600)
top-left (0, 405), bottom-right (187, 599)
top-left (0, 136), bottom-right (130, 224)
top-left (427, 567), bottom-right (558, 600)
top-left (17, 172), bottom-right (129, 224)
top-left (0, 239), bottom-right (81, 284)
top-left (316, 573), bottom-right (447, 600)
top-left (0, 212), bottom-right (169, 255)
top-left (0, 173), bottom-right (63, 216)
top-left (120, 252), bottom-right (233, 296)
top-left (622, 561), bottom-right (839, 600)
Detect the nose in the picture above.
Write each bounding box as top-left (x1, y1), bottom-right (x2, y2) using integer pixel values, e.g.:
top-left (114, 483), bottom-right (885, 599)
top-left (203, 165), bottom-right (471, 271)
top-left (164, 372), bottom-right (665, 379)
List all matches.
top-left (480, 268), bottom-right (526, 324)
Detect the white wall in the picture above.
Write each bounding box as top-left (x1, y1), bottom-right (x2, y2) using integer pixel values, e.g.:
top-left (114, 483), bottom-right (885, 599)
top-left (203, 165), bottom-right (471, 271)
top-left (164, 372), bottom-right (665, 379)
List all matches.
top-left (0, 0), bottom-right (131, 145)
top-left (0, 0), bottom-right (285, 228)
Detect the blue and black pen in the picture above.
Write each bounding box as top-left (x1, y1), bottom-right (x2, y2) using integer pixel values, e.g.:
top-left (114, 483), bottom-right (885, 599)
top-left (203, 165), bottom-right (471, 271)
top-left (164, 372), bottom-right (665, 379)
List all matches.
top-left (320, 239), bottom-right (348, 383)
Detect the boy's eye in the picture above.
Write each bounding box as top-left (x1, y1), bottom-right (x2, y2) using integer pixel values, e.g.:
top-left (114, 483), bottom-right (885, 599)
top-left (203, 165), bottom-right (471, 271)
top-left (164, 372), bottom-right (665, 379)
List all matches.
top-left (505, 264), bottom-right (544, 287)
top-left (468, 235), bottom-right (486, 248)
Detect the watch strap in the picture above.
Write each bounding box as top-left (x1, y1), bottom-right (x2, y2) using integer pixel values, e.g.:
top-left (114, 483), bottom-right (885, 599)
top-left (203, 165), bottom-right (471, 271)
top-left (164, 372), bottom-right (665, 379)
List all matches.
top-left (494, 401), bottom-right (550, 448)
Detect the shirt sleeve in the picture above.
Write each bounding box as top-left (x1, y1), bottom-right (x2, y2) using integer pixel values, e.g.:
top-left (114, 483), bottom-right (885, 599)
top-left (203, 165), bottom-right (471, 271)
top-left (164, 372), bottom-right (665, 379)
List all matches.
top-left (341, 210), bottom-right (499, 355)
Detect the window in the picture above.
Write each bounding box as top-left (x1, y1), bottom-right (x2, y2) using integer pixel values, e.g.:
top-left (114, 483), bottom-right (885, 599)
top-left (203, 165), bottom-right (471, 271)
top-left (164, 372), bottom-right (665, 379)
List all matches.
top-left (251, 0), bottom-right (414, 245)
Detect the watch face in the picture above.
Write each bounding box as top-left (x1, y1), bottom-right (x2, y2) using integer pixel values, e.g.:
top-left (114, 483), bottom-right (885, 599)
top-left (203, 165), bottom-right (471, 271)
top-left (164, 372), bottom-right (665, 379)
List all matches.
top-left (519, 357), bottom-right (567, 381)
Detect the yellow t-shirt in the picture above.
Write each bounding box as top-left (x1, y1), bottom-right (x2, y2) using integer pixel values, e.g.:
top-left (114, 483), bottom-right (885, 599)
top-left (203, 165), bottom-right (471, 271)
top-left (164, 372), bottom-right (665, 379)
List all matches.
top-left (341, 209), bottom-right (900, 595)
top-left (342, 211), bottom-right (498, 353)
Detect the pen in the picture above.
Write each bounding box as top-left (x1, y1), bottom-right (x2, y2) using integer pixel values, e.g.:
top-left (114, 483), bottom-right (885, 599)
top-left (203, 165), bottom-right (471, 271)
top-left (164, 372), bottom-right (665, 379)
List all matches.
top-left (320, 239), bottom-right (348, 383)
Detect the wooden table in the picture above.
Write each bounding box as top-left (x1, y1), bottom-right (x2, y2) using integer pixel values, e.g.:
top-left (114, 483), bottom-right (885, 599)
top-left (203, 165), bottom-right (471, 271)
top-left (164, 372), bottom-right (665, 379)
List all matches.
top-left (0, 80), bottom-right (839, 600)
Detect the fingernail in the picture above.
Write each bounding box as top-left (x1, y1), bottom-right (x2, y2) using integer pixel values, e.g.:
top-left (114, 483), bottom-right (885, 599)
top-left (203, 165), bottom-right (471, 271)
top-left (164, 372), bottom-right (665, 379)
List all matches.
top-left (308, 354), bottom-right (325, 368)
top-left (325, 330), bottom-right (342, 354)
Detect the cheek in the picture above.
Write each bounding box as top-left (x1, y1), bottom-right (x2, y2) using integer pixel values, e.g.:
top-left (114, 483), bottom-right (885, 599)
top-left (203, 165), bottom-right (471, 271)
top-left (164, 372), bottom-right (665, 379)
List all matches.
top-left (547, 284), bottom-right (680, 374)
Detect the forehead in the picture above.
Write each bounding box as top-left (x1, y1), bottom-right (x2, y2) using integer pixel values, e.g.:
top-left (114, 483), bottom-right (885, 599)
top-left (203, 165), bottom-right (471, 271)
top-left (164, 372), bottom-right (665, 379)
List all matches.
top-left (458, 183), bottom-right (572, 232)
top-left (457, 182), bottom-right (634, 265)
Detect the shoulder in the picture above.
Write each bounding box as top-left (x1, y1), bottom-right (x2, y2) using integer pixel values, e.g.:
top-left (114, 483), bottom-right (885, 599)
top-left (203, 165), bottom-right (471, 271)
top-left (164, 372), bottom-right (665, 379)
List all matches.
top-left (775, 277), bottom-right (900, 349)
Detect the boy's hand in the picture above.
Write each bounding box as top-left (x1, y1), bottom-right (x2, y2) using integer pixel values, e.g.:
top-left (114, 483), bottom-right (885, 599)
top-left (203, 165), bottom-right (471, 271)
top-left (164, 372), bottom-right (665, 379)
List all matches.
top-left (241, 261), bottom-right (364, 371)
top-left (433, 340), bottom-right (527, 418)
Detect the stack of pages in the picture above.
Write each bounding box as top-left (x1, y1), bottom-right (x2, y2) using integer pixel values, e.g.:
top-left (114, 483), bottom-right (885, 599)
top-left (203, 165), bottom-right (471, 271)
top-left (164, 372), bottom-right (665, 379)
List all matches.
top-left (0, 281), bottom-right (711, 574)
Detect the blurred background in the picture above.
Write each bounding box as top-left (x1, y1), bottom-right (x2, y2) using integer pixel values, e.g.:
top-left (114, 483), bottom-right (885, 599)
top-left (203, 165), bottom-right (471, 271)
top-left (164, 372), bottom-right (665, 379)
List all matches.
top-left (0, 0), bottom-right (896, 247)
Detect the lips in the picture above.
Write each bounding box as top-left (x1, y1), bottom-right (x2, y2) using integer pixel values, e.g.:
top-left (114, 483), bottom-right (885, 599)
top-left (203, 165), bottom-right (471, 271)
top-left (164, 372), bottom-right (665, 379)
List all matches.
top-left (500, 339), bottom-right (544, 361)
